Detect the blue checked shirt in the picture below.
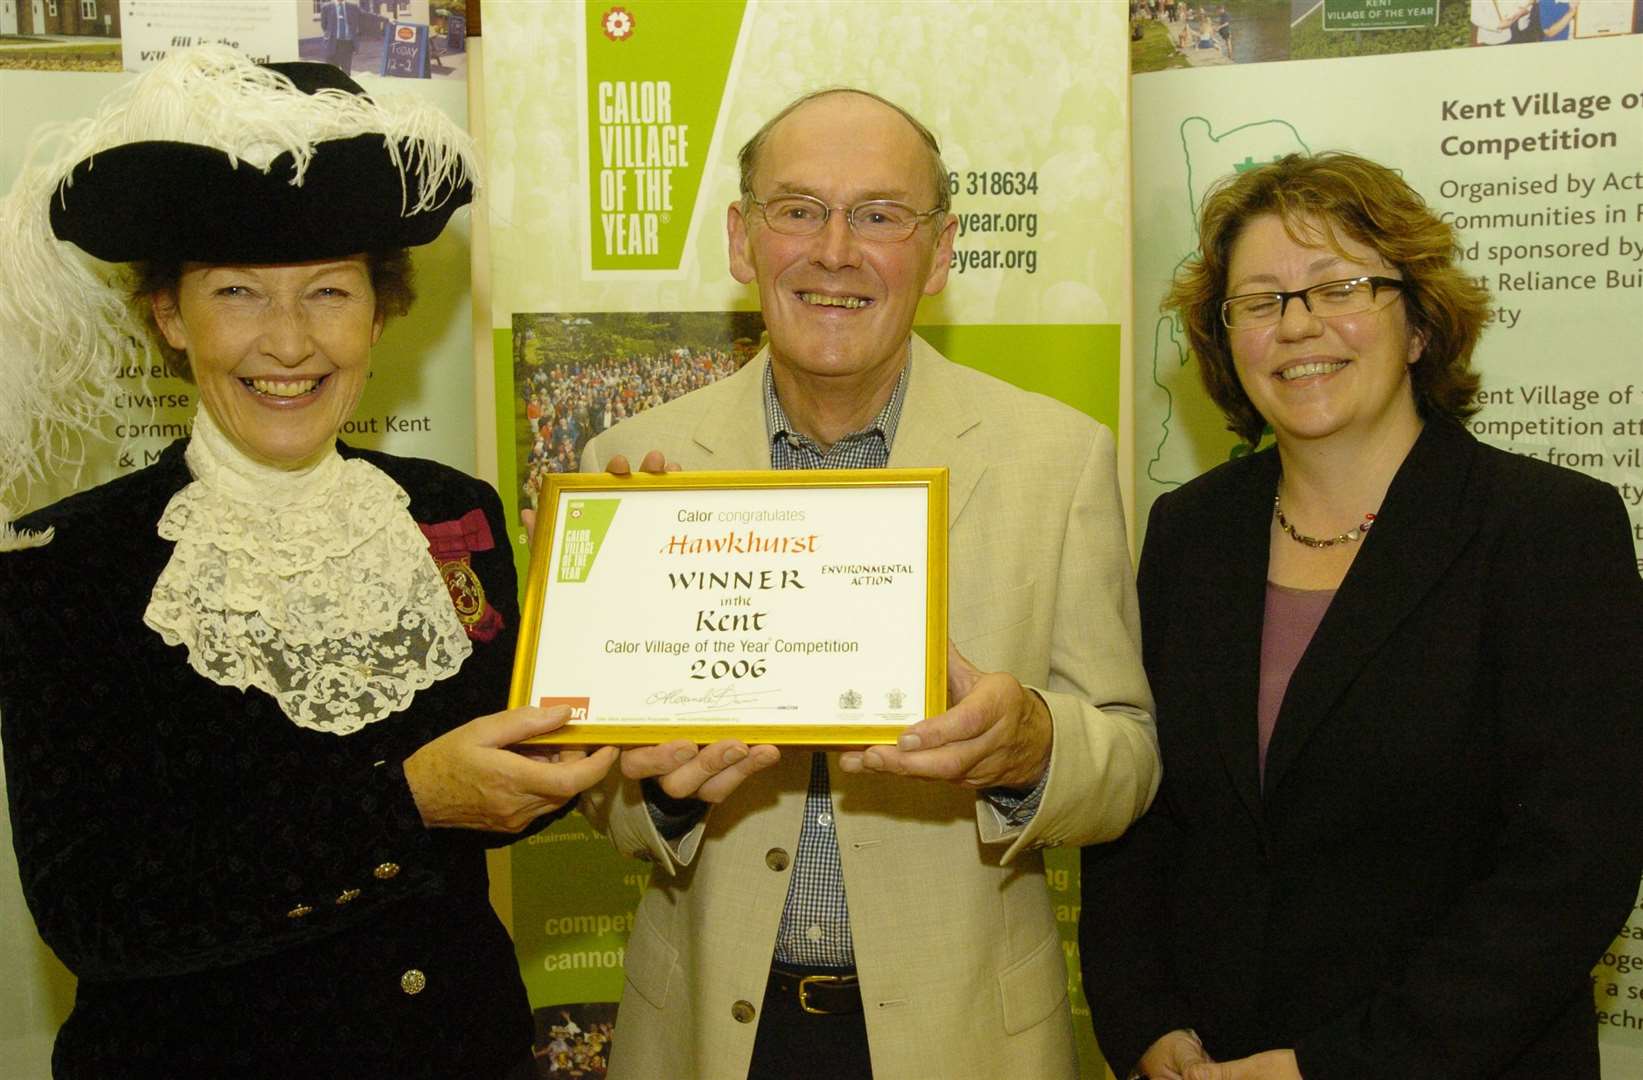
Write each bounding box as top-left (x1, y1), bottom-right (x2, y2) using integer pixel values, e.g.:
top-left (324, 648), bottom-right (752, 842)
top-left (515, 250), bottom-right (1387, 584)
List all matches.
top-left (764, 362), bottom-right (904, 967)
top-left (649, 354), bottom-right (1046, 969)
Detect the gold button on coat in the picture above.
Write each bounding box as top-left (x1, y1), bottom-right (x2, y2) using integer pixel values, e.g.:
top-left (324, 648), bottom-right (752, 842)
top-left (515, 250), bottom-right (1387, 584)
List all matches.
top-left (285, 903), bottom-right (313, 919)
top-left (731, 999), bottom-right (756, 1023)
top-left (373, 862), bottom-right (400, 880)
top-left (335, 888), bottom-right (361, 905)
top-left (400, 968), bottom-right (427, 995)
top-left (764, 848), bottom-right (789, 871)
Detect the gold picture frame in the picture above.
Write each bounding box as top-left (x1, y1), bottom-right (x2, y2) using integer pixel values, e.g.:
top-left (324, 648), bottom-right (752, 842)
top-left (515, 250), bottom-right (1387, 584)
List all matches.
top-left (510, 468), bottom-right (948, 745)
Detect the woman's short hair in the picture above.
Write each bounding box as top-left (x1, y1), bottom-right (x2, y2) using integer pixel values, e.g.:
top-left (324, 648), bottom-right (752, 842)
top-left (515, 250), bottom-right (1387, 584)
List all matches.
top-left (1166, 151), bottom-right (1491, 445)
top-left (133, 249), bottom-right (416, 379)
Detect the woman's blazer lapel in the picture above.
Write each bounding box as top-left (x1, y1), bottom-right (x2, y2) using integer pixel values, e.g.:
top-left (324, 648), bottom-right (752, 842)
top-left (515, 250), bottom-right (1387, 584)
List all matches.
top-left (1262, 422), bottom-right (1485, 796)
top-left (1171, 449), bottom-right (1276, 827)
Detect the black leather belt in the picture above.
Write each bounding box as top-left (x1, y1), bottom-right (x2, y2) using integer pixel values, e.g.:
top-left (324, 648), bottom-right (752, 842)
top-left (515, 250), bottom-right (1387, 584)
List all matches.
top-left (769, 964), bottom-right (861, 1015)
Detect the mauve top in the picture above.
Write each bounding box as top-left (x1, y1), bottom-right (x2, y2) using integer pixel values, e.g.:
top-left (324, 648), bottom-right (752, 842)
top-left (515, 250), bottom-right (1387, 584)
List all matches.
top-left (1258, 582), bottom-right (1336, 783)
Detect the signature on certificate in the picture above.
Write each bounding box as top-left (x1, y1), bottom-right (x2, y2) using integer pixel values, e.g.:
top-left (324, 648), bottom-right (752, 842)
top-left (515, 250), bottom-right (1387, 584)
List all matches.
top-left (645, 685), bottom-right (788, 714)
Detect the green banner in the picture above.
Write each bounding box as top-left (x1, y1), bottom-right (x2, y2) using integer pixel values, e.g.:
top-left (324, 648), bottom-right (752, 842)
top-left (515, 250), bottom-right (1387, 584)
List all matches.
top-left (585, 1), bottom-right (745, 270)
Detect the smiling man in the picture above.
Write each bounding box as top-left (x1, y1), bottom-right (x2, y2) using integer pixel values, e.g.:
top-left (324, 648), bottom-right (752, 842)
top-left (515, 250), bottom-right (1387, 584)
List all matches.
top-left (580, 89), bottom-right (1159, 1080)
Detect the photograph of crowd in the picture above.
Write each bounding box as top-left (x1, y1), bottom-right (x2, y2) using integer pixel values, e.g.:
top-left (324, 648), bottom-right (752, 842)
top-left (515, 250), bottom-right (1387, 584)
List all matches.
top-left (531, 1003), bottom-right (617, 1079)
top-left (511, 311), bottom-right (766, 508)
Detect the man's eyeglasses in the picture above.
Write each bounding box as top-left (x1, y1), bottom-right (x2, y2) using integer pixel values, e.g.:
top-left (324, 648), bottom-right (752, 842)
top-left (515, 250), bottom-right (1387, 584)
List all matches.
top-left (1220, 276), bottom-right (1406, 329)
top-left (747, 194), bottom-right (944, 243)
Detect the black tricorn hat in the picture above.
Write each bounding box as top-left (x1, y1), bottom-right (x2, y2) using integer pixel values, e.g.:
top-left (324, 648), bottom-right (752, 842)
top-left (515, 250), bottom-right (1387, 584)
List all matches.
top-left (48, 59), bottom-right (475, 265)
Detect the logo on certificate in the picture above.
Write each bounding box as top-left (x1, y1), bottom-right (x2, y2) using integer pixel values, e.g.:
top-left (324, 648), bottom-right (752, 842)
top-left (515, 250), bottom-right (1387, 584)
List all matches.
top-left (539, 696), bottom-right (591, 722)
top-left (556, 498), bottom-right (620, 583)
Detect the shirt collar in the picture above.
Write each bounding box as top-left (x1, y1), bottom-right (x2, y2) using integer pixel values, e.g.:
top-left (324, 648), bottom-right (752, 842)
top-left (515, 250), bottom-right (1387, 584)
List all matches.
top-left (761, 346), bottom-right (911, 458)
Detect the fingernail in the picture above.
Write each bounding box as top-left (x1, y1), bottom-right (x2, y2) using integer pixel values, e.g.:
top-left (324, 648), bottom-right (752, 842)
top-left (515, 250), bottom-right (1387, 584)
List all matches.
top-left (673, 747), bottom-right (695, 764)
top-left (838, 753), bottom-right (860, 772)
top-left (724, 747), bottom-right (747, 765)
top-left (863, 749), bottom-right (883, 769)
top-left (897, 734), bottom-right (921, 751)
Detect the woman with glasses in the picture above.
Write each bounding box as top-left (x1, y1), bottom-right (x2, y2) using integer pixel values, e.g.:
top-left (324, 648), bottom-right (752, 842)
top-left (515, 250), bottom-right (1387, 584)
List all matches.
top-left (1078, 151), bottom-right (1643, 1080)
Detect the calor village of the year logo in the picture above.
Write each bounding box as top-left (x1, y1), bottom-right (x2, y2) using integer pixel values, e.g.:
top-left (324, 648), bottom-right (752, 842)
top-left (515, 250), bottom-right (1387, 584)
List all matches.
top-left (586, 0), bottom-right (744, 270)
top-left (602, 7), bottom-right (635, 42)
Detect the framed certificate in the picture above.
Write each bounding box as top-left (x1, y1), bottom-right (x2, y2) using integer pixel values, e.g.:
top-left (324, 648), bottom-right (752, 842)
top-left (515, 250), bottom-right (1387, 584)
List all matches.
top-left (511, 468), bottom-right (948, 745)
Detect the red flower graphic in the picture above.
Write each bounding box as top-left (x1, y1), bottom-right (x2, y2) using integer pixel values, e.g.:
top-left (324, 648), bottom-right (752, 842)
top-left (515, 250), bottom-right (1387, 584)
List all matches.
top-left (602, 7), bottom-right (636, 41)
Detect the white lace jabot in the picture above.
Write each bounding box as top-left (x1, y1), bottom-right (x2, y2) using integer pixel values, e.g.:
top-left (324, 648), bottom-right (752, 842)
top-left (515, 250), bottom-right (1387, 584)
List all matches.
top-left (144, 408), bottom-right (473, 734)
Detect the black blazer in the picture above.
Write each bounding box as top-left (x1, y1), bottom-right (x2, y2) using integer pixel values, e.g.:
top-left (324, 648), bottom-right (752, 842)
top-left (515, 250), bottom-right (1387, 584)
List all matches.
top-left (1080, 420), bottom-right (1643, 1080)
top-left (0, 440), bottom-right (549, 1078)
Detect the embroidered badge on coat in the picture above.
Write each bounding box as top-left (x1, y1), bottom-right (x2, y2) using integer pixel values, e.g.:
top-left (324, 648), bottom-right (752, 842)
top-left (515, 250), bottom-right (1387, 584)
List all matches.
top-left (419, 509), bottom-right (504, 642)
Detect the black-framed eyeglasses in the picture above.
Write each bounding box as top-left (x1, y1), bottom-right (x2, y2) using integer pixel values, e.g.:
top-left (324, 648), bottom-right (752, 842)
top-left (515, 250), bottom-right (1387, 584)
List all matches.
top-left (747, 194), bottom-right (945, 243)
top-left (1220, 276), bottom-right (1406, 329)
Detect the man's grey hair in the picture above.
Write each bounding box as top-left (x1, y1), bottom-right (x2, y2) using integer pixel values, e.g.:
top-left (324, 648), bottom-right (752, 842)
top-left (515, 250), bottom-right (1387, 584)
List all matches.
top-left (736, 87), bottom-right (952, 215)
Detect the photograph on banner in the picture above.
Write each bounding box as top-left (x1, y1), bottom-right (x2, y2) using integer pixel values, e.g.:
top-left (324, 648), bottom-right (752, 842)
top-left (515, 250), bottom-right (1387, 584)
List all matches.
top-left (0, 0), bottom-right (124, 70)
top-left (0, 0), bottom-right (305, 72)
top-left (1130, 0), bottom-right (1641, 72)
top-left (0, 1), bottom-right (468, 74)
top-left (298, 1), bottom-right (467, 80)
top-left (532, 1002), bottom-right (617, 1078)
top-left (511, 311), bottom-right (764, 515)
top-left (1129, 0), bottom-right (1290, 71)
top-left (1130, 31), bottom-right (1643, 1073)
top-left (1292, 0), bottom-right (1636, 56)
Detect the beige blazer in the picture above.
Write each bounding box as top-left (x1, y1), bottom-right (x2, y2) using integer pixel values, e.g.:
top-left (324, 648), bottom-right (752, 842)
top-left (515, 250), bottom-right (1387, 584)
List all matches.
top-left (580, 336), bottom-right (1158, 1080)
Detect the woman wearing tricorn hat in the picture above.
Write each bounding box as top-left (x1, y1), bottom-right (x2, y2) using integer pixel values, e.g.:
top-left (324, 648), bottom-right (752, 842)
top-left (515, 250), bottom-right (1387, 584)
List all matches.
top-left (0, 48), bottom-right (614, 1076)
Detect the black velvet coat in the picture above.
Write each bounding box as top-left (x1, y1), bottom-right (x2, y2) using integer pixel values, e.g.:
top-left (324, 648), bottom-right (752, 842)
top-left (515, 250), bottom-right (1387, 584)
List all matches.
top-left (0, 440), bottom-right (545, 1078)
top-left (1080, 420), bottom-right (1643, 1080)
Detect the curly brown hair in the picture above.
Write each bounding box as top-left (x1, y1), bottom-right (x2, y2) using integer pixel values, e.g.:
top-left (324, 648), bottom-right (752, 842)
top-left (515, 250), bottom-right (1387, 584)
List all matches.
top-left (1165, 151), bottom-right (1491, 445)
top-left (132, 249), bottom-right (416, 379)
